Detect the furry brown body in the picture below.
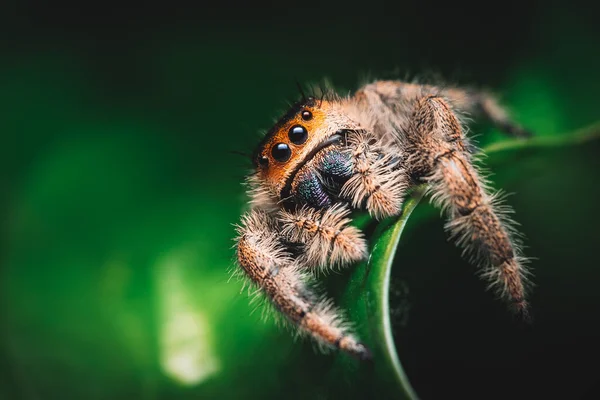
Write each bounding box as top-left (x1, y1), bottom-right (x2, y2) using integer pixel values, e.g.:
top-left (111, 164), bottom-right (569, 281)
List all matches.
top-left (235, 80), bottom-right (531, 360)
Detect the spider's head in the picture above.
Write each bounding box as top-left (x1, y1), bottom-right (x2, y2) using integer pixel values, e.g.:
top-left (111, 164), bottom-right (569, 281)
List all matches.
top-left (253, 97), bottom-right (359, 207)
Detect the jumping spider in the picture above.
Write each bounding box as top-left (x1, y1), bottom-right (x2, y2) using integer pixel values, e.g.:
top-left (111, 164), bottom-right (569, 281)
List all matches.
top-left (235, 80), bottom-right (531, 361)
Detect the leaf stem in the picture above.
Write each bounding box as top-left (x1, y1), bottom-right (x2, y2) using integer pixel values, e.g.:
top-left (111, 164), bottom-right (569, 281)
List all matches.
top-left (367, 188), bottom-right (425, 400)
top-left (483, 121), bottom-right (600, 154)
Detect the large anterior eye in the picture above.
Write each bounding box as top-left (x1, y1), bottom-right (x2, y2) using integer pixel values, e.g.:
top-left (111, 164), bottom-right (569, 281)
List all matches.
top-left (271, 143), bottom-right (291, 162)
top-left (288, 125), bottom-right (308, 145)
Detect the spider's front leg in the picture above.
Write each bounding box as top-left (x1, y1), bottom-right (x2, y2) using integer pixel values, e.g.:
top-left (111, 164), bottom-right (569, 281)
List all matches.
top-left (338, 130), bottom-right (409, 220)
top-left (278, 204), bottom-right (368, 271)
top-left (405, 94), bottom-right (530, 319)
top-left (235, 209), bottom-right (371, 360)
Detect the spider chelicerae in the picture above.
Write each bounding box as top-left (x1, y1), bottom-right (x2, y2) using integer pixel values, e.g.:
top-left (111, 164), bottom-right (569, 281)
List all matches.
top-left (234, 79), bottom-right (532, 360)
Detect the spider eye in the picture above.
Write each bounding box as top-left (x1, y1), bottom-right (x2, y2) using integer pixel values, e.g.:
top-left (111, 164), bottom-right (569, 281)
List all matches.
top-left (271, 143), bottom-right (291, 162)
top-left (288, 125), bottom-right (308, 145)
top-left (258, 155), bottom-right (269, 167)
top-left (301, 110), bottom-right (313, 121)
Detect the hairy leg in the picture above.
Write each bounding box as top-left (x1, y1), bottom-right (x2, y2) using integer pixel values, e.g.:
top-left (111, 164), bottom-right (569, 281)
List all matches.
top-left (407, 94), bottom-right (530, 319)
top-left (278, 204), bottom-right (368, 271)
top-left (235, 209), bottom-right (371, 359)
top-left (443, 87), bottom-right (532, 138)
top-left (339, 129), bottom-right (408, 220)
top-left (353, 80), bottom-right (531, 139)
top-left (352, 82), bottom-right (530, 318)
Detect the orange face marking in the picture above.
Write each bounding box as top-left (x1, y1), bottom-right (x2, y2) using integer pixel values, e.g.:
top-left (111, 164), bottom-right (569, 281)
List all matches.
top-left (255, 99), bottom-right (339, 197)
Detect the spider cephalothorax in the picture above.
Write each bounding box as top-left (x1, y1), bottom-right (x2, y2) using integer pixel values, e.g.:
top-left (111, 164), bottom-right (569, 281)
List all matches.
top-left (252, 97), bottom-right (363, 209)
top-left (235, 80), bottom-right (532, 360)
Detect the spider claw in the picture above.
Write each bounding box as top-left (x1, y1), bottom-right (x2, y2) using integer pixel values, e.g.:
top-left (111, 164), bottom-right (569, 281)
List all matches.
top-left (356, 343), bottom-right (373, 362)
top-left (341, 339), bottom-right (373, 362)
top-left (512, 300), bottom-right (533, 325)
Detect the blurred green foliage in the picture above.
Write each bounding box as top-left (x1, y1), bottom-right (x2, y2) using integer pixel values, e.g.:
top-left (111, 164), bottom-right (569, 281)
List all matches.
top-left (1, 2), bottom-right (599, 399)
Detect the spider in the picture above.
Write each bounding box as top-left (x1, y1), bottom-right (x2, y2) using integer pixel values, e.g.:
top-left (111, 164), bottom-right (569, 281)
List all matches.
top-left (234, 79), bottom-right (532, 361)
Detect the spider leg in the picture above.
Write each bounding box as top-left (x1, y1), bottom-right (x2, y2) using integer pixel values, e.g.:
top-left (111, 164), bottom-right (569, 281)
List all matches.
top-left (235, 209), bottom-right (371, 359)
top-left (278, 204), bottom-right (368, 272)
top-left (405, 94), bottom-right (530, 319)
top-left (338, 129), bottom-right (409, 220)
top-left (354, 80), bottom-right (532, 139)
top-left (443, 87), bottom-right (533, 138)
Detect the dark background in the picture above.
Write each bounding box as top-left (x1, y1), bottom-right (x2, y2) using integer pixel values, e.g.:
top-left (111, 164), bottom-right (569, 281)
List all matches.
top-left (1, 1), bottom-right (599, 399)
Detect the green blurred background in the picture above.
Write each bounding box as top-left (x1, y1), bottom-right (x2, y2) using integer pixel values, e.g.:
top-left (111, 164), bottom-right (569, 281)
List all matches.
top-left (1, 1), bottom-right (599, 399)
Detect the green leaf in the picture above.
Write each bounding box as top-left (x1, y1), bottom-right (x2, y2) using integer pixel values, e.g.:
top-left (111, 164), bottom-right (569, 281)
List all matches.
top-left (353, 190), bottom-right (424, 399)
top-left (328, 122), bottom-right (600, 399)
